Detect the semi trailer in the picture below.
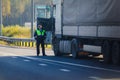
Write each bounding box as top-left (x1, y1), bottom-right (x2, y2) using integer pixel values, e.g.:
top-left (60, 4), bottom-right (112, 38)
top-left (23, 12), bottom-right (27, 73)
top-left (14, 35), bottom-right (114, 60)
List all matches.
top-left (51, 0), bottom-right (120, 65)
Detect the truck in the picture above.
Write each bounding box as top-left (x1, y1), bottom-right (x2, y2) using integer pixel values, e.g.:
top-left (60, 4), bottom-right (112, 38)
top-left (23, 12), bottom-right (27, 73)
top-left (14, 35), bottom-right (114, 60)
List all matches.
top-left (50, 0), bottom-right (120, 65)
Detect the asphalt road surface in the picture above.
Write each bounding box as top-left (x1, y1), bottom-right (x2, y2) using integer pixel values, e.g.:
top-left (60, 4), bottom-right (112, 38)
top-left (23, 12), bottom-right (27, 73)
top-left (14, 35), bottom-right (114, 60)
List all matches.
top-left (0, 46), bottom-right (120, 80)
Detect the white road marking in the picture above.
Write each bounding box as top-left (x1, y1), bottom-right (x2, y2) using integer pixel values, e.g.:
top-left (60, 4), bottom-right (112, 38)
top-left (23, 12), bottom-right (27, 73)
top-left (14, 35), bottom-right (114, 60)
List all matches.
top-left (60, 69), bottom-right (70, 72)
top-left (38, 63), bottom-right (47, 66)
top-left (99, 59), bottom-right (104, 62)
top-left (89, 76), bottom-right (102, 80)
top-left (23, 59), bottom-right (30, 62)
top-left (89, 76), bottom-right (120, 80)
top-left (22, 56), bottom-right (120, 73)
top-left (0, 51), bottom-right (120, 73)
top-left (11, 56), bottom-right (18, 58)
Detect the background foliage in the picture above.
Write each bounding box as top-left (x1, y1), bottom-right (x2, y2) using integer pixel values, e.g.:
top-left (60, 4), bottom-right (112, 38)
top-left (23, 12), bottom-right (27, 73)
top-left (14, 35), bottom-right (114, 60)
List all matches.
top-left (2, 25), bottom-right (31, 38)
top-left (2, 0), bottom-right (52, 26)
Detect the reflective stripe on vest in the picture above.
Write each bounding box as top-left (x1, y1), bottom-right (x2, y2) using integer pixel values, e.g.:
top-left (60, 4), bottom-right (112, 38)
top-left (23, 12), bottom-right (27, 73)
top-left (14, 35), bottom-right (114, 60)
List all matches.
top-left (36, 29), bottom-right (45, 36)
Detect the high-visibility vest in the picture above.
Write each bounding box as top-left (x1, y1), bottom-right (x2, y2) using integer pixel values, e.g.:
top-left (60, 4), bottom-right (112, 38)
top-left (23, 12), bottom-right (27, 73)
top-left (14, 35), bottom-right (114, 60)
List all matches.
top-left (36, 29), bottom-right (46, 36)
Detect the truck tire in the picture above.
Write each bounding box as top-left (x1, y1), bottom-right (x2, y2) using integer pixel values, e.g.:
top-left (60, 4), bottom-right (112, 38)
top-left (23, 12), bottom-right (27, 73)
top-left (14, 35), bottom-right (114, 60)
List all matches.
top-left (59, 40), bottom-right (64, 53)
top-left (102, 41), bottom-right (112, 64)
top-left (53, 38), bottom-right (61, 56)
top-left (64, 41), bottom-right (71, 54)
top-left (112, 42), bottom-right (120, 65)
top-left (59, 40), bottom-right (71, 54)
top-left (71, 39), bottom-right (78, 58)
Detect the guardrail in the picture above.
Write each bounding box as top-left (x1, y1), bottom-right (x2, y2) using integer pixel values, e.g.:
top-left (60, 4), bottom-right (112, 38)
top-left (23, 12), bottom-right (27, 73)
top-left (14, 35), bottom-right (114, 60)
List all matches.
top-left (0, 32), bottom-right (52, 48)
top-left (0, 36), bottom-right (36, 47)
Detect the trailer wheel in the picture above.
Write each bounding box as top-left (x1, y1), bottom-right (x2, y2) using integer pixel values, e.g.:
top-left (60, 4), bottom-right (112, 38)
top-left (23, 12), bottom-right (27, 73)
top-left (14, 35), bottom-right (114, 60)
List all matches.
top-left (59, 40), bottom-right (64, 53)
top-left (102, 41), bottom-right (112, 64)
top-left (59, 40), bottom-right (71, 54)
top-left (112, 42), bottom-right (120, 65)
top-left (71, 39), bottom-right (78, 58)
top-left (65, 41), bottom-right (71, 54)
top-left (53, 38), bottom-right (61, 56)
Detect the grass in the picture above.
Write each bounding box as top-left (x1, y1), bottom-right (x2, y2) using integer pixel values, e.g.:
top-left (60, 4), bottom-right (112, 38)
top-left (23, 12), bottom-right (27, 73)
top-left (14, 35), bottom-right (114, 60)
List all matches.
top-left (0, 41), bottom-right (8, 45)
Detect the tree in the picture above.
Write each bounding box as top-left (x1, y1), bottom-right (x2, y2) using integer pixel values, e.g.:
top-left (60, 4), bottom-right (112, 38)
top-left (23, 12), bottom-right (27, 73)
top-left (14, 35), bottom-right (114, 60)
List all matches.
top-left (2, 0), bottom-right (53, 26)
top-left (2, 0), bottom-right (11, 17)
top-left (10, 0), bottom-right (30, 17)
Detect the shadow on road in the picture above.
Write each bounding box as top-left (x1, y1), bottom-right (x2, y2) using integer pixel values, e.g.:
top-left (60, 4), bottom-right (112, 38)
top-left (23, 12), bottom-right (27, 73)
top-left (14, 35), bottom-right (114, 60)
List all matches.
top-left (0, 55), bottom-right (120, 80)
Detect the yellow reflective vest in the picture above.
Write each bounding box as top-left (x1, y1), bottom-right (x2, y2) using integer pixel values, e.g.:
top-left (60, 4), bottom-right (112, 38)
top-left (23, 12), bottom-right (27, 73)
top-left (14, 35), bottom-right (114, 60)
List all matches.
top-left (36, 29), bottom-right (46, 36)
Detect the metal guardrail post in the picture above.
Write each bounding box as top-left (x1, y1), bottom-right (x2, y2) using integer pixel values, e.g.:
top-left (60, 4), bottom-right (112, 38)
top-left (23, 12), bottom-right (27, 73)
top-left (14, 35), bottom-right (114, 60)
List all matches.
top-left (22, 41), bottom-right (24, 46)
top-left (32, 42), bottom-right (33, 47)
top-left (25, 42), bottom-right (27, 47)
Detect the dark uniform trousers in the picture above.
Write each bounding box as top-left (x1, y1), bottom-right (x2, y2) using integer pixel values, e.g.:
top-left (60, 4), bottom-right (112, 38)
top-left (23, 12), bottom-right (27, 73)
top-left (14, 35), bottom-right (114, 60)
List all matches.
top-left (36, 40), bottom-right (45, 56)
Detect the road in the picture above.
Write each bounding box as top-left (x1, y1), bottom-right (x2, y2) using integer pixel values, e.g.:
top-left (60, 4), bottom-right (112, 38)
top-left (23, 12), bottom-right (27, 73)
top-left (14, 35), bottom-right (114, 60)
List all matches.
top-left (0, 46), bottom-right (120, 80)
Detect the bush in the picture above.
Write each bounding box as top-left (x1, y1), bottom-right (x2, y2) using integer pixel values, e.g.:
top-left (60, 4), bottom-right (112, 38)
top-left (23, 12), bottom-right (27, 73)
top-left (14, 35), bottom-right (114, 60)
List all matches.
top-left (2, 25), bottom-right (31, 38)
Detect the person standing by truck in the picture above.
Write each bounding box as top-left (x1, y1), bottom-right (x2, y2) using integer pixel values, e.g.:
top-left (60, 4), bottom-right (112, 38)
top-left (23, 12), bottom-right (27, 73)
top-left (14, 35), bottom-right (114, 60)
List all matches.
top-left (34, 24), bottom-right (46, 56)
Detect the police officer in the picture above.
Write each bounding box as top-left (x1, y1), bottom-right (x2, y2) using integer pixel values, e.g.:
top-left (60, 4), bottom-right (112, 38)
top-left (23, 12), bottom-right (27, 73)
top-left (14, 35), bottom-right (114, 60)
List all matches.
top-left (34, 24), bottom-right (46, 56)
